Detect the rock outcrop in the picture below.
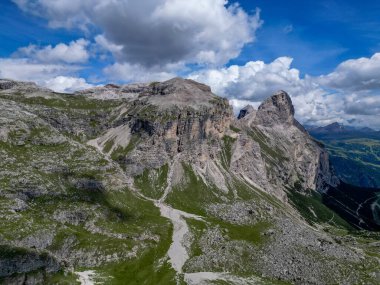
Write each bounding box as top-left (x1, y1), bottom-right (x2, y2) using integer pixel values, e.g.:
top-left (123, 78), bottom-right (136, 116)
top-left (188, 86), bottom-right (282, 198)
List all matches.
top-left (231, 90), bottom-right (338, 199)
top-left (75, 82), bottom-right (148, 100)
top-left (254, 90), bottom-right (297, 126)
top-left (0, 79), bottom-right (51, 93)
top-left (0, 245), bottom-right (61, 281)
top-left (237, 105), bottom-right (255, 120)
top-left (86, 78), bottom-right (233, 175)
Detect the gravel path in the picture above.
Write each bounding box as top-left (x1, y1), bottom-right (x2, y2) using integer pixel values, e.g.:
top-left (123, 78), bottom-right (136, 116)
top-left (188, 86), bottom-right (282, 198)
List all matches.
top-left (76, 270), bottom-right (96, 285)
top-left (184, 272), bottom-right (260, 285)
top-left (156, 202), bottom-right (203, 273)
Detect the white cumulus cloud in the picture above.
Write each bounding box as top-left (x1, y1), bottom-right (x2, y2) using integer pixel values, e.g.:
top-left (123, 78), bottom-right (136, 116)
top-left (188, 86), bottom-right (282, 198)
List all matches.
top-left (15, 39), bottom-right (90, 64)
top-left (13, 0), bottom-right (262, 68)
top-left (318, 53), bottom-right (380, 91)
top-left (7, 1), bottom-right (380, 129)
top-left (0, 58), bottom-right (78, 82)
top-left (0, 38), bottom-right (94, 92)
top-left (103, 63), bottom-right (176, 83)
top-left (0, 58), bottom-right (91, 93)
top-left (190, 55), bottom-right (380, 129)
top-left (44, 76), bottom-right (94, 93)
top-left (190, 57), bottom-right (304, 101)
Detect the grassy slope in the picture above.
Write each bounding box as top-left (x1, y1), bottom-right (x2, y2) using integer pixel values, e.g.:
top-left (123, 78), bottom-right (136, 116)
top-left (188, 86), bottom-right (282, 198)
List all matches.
top-left (285, 188), bottom-right (354, 230)
top-left (322, 182), bottom-right (380, 231)
top-left (134, 164), bottom-right (169, 200)
top-left (166, 164), bottom-right (287, 280)
top-left (165, 163), bottom-right (229, 216)
top-left (0, 94), bottom-right (176, 283)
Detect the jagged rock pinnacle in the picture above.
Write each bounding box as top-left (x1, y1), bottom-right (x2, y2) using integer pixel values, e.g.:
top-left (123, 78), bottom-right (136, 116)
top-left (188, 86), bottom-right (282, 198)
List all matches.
top-left (238, 105), bottom-right (255, 119)
top-left (254, 90), bottom-right (295, 126)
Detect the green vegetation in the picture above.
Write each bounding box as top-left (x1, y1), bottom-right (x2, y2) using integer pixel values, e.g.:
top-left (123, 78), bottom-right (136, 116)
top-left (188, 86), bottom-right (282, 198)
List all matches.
top-left (134, 164), bottom-right (169, 199)
top-left (111, 135), bottom-right (140, 164)
top-left (45, 271), bottom-right (81, 284)
top-left (186, 218), bottom-right (207, 257)
top-left (230, 125), bottom-right (241, 133)
top-left (0, 115), bottom-right (174, 283)
top-left (103, 138), bottom-right (115, 153)
top-left (0, 183), bottom-right (174, 281)
top-left (166, 163), bottom-right (226, 215)
top-left (186, 217), bottom-right (272, 279)
top-left (217, 220), bottom-right (271, 245)
top-left (221, 135), bottom-right (236, 169)
top-left (286, 187), bottom-right (354, 230)
top-left (2, 88), bottom-right (379, 284)
top-left (0, 244), bottom-right (36, 259)
top-left (149, 81), bottom-right (160, 86)
top-left (247, 128), bottom-right (286, 163)
top-left (97, 226), bottom-right (177, 285)
top-left (233, 179), bottom-right (288, 212)
top-left (0, 93), bottom-right (121, 110)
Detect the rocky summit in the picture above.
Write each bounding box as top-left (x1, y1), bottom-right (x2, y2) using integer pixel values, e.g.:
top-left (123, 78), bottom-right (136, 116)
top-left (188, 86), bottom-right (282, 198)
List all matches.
top-left (0, 78), bottom-right (379, 285)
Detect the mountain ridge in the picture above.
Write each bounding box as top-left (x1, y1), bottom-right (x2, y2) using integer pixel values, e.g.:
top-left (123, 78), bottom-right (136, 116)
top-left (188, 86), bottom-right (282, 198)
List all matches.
top-left (308, 122), bottom-right (379, 135)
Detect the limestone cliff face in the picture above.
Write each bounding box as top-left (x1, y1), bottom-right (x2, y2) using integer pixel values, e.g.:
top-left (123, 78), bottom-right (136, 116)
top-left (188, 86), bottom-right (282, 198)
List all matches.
top-left (254, 90), bottom-right (295, 126)
top-left (84, 80), bottom-right (336, 196)
top-left (237, 105), bottom-right (255, 120)
top-left (89, 78), bottom-right (233, 175)
top-left (123, 105), bottom-right (232, 175)
top-left (231, 91), bottom-right (338, 199)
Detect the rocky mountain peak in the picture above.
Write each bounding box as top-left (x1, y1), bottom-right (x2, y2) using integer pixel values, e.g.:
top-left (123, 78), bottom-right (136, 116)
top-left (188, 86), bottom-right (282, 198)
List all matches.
top-left (318, 122), bottom-right (345, 133)
top-left (75, 82), bottom-right (149, 100)
top-left (0, 79), bottom-right (17, 90)
top-left (77, 77), bottom-right (224, 110)
top-left (104, 83), bottom-right (121, 89)
top-left (254, 90), bottom-right (295, 126)
top-left (0, 78), bottom-right (53, 96)
top-left (144, 77), bottom-right (219, 110)
top-left (152, 77), bottom-right (212, 94)
top-left (0, 78), bottom-right (38, 91)
top-left (237, 104), bottom-right (255, 119)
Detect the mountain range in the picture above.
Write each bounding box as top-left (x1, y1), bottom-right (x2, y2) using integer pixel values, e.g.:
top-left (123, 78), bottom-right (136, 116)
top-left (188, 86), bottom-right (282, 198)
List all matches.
top-left (0, 78), bottom-right (379, 285)
top-left (308, 123), bottom-right (380, 188)
top-left (307, 122), bottom-right (380, 138)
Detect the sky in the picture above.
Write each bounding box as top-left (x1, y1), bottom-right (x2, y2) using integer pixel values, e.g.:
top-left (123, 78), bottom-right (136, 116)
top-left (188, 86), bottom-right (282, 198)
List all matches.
top-left (0, 0), bottom-right (380, 129)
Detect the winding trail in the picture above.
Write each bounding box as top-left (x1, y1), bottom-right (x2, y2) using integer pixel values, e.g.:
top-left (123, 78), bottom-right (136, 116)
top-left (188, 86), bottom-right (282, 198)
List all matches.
top-left (184, 272), bottom-right (261, 285)
top-left (152, 163), bottom-right (255, 284)
top-left (156, 202), bottom-right (203, 273)
top-left (122, 159), bottom-right (204, 275)
top-left (130, 164), bottom-right (268, 284)
top-left (356, 197), bottom-right (376, 217)
top-left (153, 157), bottom-right (204, 273)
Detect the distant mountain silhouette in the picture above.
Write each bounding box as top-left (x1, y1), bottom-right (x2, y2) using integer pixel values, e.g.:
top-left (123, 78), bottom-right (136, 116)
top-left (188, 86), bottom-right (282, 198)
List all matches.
top-left (308, 122), bottom-right (380, 140)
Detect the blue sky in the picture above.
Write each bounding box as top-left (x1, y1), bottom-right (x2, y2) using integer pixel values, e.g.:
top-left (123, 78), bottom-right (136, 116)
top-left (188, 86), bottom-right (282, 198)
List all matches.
top-left (0, 0), bottom-right (380, 128)
top-left (238, 0), bottom-right (380, 75)
top-left (2, 0), bottom-right (380, 76)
